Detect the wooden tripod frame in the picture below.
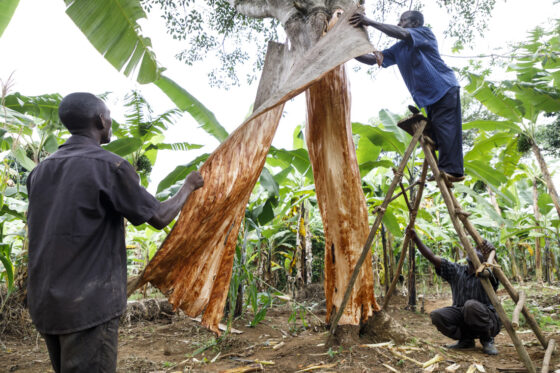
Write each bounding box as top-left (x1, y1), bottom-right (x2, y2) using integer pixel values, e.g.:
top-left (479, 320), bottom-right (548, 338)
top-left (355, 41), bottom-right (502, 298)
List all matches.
top-left (327, 113), bottom-right (555, 373)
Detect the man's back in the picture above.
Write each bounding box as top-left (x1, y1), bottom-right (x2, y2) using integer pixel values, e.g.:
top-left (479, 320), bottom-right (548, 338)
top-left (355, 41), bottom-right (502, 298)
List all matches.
top-left (27, 135), bottom-right (158, 334)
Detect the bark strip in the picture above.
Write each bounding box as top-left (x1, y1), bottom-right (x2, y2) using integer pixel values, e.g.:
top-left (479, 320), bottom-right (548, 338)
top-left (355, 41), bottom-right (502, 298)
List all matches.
top-left (134, 5), bottom-right (374, 334)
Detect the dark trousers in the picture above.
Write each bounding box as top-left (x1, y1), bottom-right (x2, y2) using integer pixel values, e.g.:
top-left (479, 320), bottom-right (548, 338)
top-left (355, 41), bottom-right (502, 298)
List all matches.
top-left (41, 317), bottom-right (119, 373)
top-left (426, 86), bottom-right (464, 177)
top-left (430, 300), bottom-right (500, 341)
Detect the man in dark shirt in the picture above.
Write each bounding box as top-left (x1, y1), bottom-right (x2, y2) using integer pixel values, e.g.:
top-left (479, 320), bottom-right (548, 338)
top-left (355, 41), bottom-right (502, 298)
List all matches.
top-left (350, 10), bottom-right (464, 182)
top-left (408, 228), bottom-right (500, 355)
top-left (26, 92), bottom-right (204, 372)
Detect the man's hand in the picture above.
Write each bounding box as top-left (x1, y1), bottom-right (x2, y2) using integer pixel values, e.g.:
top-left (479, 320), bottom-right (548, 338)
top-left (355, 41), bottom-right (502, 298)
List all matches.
top-left (406, 226), bottom-right (418, 241)
top-left (349, 11), bottom-right (367, 27)
top-left (185, 171), bottom-right (204, 191)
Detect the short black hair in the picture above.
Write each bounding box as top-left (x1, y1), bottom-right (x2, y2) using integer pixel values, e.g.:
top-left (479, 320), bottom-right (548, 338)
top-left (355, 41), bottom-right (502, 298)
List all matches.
top-left (406, 10), bottom-right (424, 27)
top-left (58, 92), bottom-right (106, 133)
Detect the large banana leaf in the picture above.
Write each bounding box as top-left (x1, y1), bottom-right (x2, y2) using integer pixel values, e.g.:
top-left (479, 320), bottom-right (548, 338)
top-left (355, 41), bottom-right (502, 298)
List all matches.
top-left (154, 75), bottom-right (229, 142)
top-left (102, 137), bottom-right (142, 156)
top-left (352, 122), bottom-right (406, 155)
top-left (156, 153), bottom-right (209, 194)
top-left (465, 74), bottom-right (523, 123)
top-left (464, 159), bottom-right (507, 188)
top-left (64, 0), bottom-right (161, 84)
top-left (464, 132), bottom-right (513, 162)
top-left (463, 120), bottom-right (521, 133)
top-left (0, 0), bottom-right (19, 38)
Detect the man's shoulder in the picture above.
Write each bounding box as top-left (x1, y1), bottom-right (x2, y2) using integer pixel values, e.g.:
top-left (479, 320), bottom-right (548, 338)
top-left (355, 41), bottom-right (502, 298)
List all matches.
top-left (42, 144), bottom-right (130, 172)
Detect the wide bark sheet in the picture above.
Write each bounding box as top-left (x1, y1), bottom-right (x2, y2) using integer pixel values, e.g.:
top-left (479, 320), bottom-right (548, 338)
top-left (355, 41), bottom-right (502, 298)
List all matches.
top-left (306, 65), bottom-right (380, 326)
top-left (139, 5), bottom-right (373, 334)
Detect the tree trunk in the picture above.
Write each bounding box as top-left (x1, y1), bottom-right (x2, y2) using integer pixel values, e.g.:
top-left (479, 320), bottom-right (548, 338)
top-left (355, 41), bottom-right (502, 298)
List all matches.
top-left (520, 243), bottom-right (528, 280)
top-left (134, 3), bottom-right (375, 334)
top-left (487, 187), bottom-right (521, 283)
top-left (532, 143), bottom-right (560, 221)
top-left (407, 239), bottom-right (416, 311)
top-left (304, 202), bottom-right (313, 285)
top-left (532, 178), bottom-right (543, 282)
top-left (381, 225), bottom-right (389, 295)
top-left (306, 63), bottom-right (380, 326)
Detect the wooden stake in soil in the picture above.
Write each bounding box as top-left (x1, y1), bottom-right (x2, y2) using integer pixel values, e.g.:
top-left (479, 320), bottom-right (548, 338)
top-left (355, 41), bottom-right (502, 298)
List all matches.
top-left (382, 159), bottom-right (429, 309)
top-left (419, 137), bottom-right (537, 373)
top-left (511, 290), bottom-right (526, 329)
top-left (326, 119), bottom-right (427, 343)
top-left (541, 338), bottom-right (555, 373)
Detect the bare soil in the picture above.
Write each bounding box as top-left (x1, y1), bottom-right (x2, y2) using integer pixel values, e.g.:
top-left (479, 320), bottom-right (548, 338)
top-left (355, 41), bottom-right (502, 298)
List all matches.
top-left (1, 283), bottom-right (559, 373)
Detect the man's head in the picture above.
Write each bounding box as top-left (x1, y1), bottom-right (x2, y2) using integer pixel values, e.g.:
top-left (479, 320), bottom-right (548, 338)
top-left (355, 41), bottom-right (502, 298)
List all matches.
top-left (398, 11), bottom-right (424, 28)
top-left (58, 92), bottom-right (112, 144)
top-left (466, 250), bottom-right (485, 274)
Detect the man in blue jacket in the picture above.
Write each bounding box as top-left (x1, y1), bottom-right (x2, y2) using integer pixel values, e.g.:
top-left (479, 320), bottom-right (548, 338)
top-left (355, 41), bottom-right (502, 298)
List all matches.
top-left (350, 10), bottom-right (464, 183)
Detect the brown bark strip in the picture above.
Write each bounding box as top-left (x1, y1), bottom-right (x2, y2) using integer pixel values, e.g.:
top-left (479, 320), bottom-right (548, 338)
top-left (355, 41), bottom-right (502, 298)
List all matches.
top-left (306, 64), bottom-right (379, 326)
top-left (135, 4), bottom-right (374, 334)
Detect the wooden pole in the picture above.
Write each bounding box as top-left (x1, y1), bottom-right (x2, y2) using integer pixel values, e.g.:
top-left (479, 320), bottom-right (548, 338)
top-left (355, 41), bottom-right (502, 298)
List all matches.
top-left (420, 138), bottom-right (537, 373)
top-left (512, 291), bottom-right (526, 329)
top-left (382, 159), bottom-right (429, 309)
top-left (541, 338), bottom-right (556, 373)
top-left (326, 120), bottom-right (427, 342)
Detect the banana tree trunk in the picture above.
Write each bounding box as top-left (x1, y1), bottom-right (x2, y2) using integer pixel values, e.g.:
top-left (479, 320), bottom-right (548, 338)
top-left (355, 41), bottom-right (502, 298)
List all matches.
top-left (306, 64), bottom-right (380, 326)
top-left (133, 4), bottom-right (375, 334)
top-left (532, 178), bottom-right (543, 283)
top-left (532, 143), bottom-right (560, 221)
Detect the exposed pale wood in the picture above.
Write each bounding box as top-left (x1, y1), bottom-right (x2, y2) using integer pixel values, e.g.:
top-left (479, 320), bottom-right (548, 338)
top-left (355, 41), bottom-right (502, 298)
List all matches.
top-left (383, 157), bottom-right (429, 309)
top-left (325, 119), bottom-right (426, 340)
top-left (135, 4), bottom-right (375, 334)
top-left (512, 291), bottom-right (526, 329)
top-left (541, 338), bottom-right (555, 373)
top-left (420, 138), bottom-right (537, 373)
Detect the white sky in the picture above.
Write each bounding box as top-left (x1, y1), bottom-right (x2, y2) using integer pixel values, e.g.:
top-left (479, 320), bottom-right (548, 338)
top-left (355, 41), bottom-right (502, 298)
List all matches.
top-left (1, 0), bottom-right (559, 192)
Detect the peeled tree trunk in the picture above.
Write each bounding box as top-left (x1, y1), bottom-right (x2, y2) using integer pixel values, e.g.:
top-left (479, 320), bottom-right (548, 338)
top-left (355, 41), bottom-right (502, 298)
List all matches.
top-left (133, 3), bottom-right (375, 334)
top-left (306, 64), bottom-right (380, 325)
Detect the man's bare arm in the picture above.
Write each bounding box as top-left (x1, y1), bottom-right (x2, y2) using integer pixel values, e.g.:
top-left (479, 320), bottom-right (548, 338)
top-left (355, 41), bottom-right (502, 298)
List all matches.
top-left (349, 12), bottom-right (411, 41)
top-left (148, 171), bottom-right (204, 229)
top-left (408, 228), bottom-right (441, 270)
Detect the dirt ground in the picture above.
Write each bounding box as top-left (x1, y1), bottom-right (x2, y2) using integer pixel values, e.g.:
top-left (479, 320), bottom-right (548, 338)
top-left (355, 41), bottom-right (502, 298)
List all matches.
top-left (1, 283), bottom-right (559, 373)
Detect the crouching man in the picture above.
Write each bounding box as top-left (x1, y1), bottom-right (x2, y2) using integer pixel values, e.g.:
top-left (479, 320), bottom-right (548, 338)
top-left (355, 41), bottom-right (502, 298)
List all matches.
top-left (408, 228), bottom-right (501, 355)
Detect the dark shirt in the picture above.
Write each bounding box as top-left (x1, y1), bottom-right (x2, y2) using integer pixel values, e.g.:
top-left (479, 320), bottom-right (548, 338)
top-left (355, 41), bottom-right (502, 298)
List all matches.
top-left (436, 258), bottom-right (499, 309)
top-left (26, 135), bottom-right (159, 334)
top-left (382, 27), bottom-right (459, 108)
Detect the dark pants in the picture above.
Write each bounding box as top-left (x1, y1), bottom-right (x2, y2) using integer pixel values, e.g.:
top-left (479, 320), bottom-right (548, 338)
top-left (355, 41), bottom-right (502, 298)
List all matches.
top-left (430, 300), bottom-right (500, 341)
top-left (426, 86), bottom-right (464, 177)
top-left (41, 317), bottom-right (119, 373)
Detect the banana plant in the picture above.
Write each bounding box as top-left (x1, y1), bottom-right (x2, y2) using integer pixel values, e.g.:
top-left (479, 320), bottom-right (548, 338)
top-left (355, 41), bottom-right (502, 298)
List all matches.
top-left (465, 23), bottom-right (560, 221)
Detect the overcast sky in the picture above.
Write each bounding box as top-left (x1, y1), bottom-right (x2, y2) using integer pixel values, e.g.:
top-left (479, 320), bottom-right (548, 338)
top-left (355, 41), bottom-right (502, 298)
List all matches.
top-left (1, 0), bottom-right (558, 191)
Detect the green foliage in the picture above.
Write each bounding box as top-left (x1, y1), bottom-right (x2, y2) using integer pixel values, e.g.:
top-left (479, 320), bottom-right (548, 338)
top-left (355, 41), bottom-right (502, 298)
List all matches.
top-left (64, 0), bottom-right (162, 84)
top-left (0, 0), bottom-right (19, 38)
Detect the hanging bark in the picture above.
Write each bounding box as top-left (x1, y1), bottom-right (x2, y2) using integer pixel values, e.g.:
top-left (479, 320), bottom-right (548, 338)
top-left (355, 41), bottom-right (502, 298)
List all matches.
top-left (306, 63), bottom-right (380, 326)
top-left (131, 4), bottom-right (375, 334)
top-left (532, 178), bottom-right (543, 283)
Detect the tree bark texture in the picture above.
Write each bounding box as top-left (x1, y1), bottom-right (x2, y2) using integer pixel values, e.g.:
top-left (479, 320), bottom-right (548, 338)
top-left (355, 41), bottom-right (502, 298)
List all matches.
top-left (305, 64), bottom-right (380, 326)
top-left (136, 4), bottom-right (374, 334)
top-left (532, 178), bottom-right (543, 282)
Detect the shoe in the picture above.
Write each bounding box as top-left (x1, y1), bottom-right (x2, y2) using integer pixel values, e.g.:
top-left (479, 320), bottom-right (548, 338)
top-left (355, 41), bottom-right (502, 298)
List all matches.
top-left (445, 339), bottom-right (475, 349)
top-left (428, 172), bottom-right (465, 184)
top-left (481, 338), bottom-right (498, 355)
